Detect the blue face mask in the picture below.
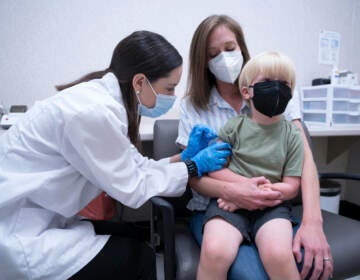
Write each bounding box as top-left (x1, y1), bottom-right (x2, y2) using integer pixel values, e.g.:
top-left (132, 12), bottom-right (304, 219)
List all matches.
top-left (137, 78), bottom-right (176, 118)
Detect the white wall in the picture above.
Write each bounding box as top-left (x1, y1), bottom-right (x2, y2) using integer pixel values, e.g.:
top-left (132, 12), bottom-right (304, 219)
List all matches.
top-left (0, 1), bottom-right (359, 205)
top-left (1, 0), bottom-right (359, 118)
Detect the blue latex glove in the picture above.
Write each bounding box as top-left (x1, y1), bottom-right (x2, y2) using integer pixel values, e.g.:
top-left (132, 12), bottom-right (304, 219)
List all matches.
top-left (181, 124), bottom-right (217, 161)
top-left (191, 142), bottom-right (232, 177)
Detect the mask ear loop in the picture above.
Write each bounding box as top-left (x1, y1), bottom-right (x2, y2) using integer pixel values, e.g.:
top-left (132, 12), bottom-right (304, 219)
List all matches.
top-left (146, 78), bottom-right (158, 97)
top-left (248, 85), bottom-right (254, 96)
top-left (248, 85), bottom-right (255, 108)
top-left (135, 90), bottom-right (142, 116)
top-left (135, 90), bottom-right (142, 104)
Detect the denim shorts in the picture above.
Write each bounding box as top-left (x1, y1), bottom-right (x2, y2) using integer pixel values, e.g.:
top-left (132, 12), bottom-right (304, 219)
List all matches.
top-left (202, 199), bottom-right (297, 243)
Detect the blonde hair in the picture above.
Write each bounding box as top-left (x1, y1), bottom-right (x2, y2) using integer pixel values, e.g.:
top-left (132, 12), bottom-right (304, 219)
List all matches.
top-left (187, 15), bottom-right (250, 111)
top-left (238, 51), bottom-right (296, 92)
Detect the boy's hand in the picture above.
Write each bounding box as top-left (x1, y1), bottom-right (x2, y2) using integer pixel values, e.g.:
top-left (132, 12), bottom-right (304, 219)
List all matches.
top-left (222, 177), bottom-right (283, 211)
top-left (258, 182), bottom-right (272, 190)
top-left (217, 198), bottom-right (238, 212)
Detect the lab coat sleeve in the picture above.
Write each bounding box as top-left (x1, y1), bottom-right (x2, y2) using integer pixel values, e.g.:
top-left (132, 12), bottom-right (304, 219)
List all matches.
top-left (62, 105), bottom-right (188, 209)
top-left (128, 144), bottom-right (170, 168)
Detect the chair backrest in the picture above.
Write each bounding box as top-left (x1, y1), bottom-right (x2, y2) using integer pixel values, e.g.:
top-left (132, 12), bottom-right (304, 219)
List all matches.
top-left (153, 119), bottom-right (181, 160)
top-left (153, 119), bottom-right (192, 217)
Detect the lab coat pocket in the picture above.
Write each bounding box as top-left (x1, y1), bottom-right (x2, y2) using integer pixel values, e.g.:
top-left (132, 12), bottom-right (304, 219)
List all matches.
top-left (14, 207), bottom-right (58, 237)
top-left (13, 207), bottom-right (71, 279)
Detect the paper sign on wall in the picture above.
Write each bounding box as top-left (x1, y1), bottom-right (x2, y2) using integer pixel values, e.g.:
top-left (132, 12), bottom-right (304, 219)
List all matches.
top-left (318, 30), bottom-right (340, 65)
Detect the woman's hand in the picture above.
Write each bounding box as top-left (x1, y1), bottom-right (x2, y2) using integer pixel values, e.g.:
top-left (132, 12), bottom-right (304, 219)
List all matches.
top-left (180, 124), bottom-right (217, 161)
top-left (223, 177), bottom-right (283, 211)
top-left (293, 222), bottom-right (333, 280)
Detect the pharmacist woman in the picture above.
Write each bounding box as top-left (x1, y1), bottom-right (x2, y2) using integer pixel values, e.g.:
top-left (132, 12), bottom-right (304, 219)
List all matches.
top-left (0, 31), bottom-right (232, 280)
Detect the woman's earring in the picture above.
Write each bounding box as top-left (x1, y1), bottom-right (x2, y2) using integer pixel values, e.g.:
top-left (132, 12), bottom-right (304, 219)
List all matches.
top-left (135, 90), bottom-right (140, 95)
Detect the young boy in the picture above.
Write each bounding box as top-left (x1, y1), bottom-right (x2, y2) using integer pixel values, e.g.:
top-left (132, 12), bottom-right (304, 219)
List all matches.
top-left (197, 51), bottom-right (304, 280)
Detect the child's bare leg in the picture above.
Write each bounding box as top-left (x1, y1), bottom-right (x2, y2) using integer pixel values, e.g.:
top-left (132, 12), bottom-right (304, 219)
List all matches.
top-left (255, 218), bottom-right (300, 280)
top-left (197, 217), bottom-right (243, 280)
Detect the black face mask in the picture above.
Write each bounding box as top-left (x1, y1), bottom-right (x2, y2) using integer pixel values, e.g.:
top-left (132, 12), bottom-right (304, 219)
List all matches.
top-left (250, 80), bottom-right (292, 118)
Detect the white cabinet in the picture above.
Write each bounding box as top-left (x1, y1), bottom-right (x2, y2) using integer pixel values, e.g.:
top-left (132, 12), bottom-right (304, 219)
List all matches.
top-left (301, 85), bottom-right (360, 126)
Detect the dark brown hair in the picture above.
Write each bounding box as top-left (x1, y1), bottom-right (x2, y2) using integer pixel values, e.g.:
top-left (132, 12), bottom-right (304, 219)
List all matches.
top-left (56, 31), bottom-right (182, 146)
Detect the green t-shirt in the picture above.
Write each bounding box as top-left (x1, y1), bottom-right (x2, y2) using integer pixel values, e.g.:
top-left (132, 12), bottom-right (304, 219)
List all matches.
top-left (218, 115), bottom-right (304, 183)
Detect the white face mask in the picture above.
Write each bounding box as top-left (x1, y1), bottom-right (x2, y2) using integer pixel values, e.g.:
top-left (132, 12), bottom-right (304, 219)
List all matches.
top-left (208, 50), bottom-right (243, 84)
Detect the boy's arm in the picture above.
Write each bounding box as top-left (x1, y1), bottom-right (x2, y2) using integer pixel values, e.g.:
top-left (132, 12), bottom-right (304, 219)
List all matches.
top-left (262, 176), bottom-right (300, 201)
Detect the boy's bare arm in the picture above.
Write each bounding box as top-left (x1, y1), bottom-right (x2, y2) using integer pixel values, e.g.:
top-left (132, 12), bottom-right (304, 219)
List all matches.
top-left (261, 176), bottom-right (300, 201)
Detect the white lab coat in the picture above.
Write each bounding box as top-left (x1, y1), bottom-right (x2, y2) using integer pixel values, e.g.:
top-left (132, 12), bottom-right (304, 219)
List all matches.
top-left (0, 73), bottom-right (188, 280)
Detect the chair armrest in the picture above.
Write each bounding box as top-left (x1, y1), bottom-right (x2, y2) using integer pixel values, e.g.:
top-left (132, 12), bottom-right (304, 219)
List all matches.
top-left (319, 173), bottom-right (360, 181)
top-left (151, 196), bottom-right (174, 209)
top-left (150, 196), bottom-right (176, 280)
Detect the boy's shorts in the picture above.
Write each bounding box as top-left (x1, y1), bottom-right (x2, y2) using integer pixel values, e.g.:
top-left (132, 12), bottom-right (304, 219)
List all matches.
top-left (202, 199), bottom-right (297, 242)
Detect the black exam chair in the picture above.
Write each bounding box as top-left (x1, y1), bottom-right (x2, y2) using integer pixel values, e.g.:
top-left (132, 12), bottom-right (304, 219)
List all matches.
top-left (150, 119), bottom-right (360, 280)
